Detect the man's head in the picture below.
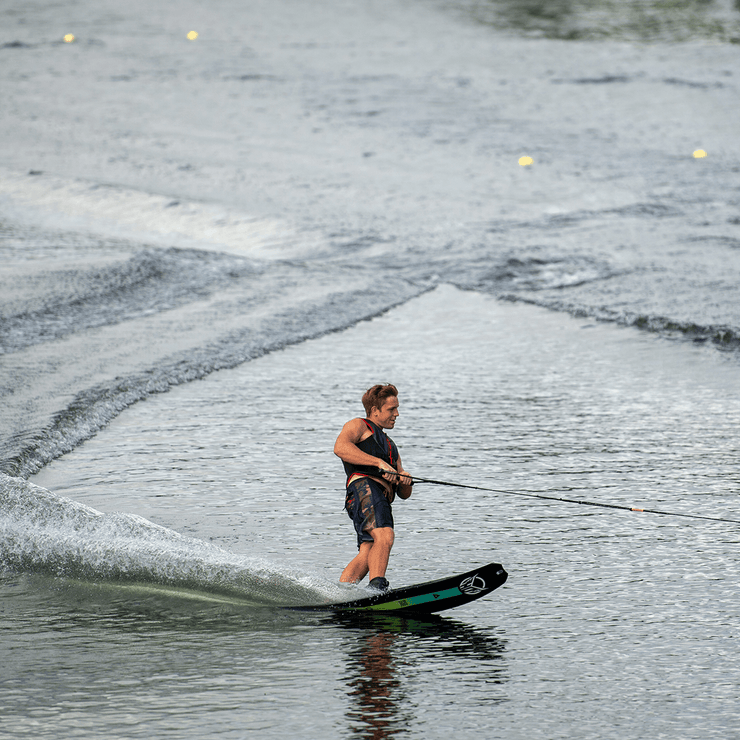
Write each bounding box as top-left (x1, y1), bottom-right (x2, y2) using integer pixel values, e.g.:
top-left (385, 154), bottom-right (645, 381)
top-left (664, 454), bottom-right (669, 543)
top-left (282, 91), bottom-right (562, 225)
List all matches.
top-left (362, 384), bottom-right (400, 428)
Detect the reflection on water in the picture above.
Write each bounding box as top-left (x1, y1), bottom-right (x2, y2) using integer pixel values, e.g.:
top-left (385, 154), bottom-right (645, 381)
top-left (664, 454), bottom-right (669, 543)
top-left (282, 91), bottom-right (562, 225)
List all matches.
top-left (463, 0), bottom-right (740, 41)
top-left (347, 631), bottom-right (407, 740)
top-left (334, 613), bottom-right (507, 739)
top-left (3, 573), bottom-right (509, 740)
top-left (2, 573), bottom-right (301, 634)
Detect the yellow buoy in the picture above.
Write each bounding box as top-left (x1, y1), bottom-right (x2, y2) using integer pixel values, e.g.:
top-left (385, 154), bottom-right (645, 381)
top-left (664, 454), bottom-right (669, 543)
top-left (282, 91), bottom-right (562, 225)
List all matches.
top-left (187, 31), bottom-right (199, 41)
top-left (63, 34), bottom-right (75, 43)
top-left (518, 156), bottom-right (534, 167)
top-left (693, 149), bottom-right (707, 159)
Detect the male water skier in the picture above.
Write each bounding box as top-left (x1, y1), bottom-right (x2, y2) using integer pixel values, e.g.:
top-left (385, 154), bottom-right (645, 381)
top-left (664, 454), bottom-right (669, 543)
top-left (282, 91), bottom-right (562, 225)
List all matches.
top-left (334, 384), bottom-right (413, 591)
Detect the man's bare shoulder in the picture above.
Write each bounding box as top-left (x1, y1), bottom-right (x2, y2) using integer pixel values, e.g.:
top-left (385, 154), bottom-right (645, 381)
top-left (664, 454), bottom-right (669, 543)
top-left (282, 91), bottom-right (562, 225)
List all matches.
top-left (339, 417), bottom-right (371, 440)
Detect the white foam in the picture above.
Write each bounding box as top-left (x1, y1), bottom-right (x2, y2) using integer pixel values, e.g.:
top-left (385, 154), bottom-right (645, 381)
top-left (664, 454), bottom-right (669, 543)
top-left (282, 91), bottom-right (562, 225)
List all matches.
top-left (0, 473), bottom-right (337, 604)
top-left (0, 167), bottom-right (323, 259)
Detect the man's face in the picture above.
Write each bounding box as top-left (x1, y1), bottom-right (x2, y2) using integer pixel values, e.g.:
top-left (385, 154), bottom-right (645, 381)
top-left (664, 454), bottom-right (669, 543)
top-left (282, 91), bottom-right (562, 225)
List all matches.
top-left (373, 396), bottom-right (400, 429)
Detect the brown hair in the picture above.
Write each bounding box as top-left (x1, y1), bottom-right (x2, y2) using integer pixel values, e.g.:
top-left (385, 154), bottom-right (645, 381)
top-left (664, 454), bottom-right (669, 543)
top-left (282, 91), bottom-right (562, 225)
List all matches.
top-left (361, 384), bottom-right (398, 416)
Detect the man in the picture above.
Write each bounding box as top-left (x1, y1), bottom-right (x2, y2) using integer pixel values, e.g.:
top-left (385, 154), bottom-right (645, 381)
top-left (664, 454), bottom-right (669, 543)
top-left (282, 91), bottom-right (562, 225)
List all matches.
top-left (334, 383), bottom-right (413, 591)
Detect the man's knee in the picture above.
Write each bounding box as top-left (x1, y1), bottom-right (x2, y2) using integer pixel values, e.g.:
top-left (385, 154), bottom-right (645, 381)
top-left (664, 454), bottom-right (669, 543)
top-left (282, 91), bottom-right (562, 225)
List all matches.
top-left (370, 527), bottom-right (395, 547)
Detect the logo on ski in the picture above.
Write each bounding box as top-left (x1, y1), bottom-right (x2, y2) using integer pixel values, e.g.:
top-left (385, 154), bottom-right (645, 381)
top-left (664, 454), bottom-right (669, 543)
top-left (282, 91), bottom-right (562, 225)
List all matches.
top-left (459, 574), bottom-right (487, 595)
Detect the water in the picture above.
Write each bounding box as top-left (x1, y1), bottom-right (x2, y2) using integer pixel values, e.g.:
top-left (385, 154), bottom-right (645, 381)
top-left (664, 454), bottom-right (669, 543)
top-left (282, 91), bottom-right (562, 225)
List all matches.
top-left (2, 0), bottom-right (740, 738)
top-left (5, 288), bottom-right (740, 738)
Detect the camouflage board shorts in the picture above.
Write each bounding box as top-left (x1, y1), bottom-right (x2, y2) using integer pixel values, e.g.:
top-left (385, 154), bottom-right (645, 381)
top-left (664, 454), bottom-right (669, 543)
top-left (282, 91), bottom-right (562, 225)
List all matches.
top-left (344, 476), bottom-right (394, 548)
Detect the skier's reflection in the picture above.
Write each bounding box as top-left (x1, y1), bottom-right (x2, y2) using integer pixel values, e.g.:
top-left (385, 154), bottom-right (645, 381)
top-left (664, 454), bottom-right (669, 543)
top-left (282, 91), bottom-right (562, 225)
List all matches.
top-left (336, 613), bottom-right (507, 740)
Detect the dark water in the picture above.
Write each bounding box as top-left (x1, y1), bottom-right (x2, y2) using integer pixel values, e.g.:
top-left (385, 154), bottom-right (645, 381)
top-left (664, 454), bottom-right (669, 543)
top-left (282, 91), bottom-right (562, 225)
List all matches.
top-left (2, 0), bottom-right (740, 737)
top-left (5, 288), bottom-right (740, 738)
top-left (464, 0), bottom-right (740, 42)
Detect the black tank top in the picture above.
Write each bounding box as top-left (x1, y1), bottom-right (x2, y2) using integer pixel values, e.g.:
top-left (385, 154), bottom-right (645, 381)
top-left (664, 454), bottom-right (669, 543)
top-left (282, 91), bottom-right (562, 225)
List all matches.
top-left (342, 419), bottom-right (398, 485)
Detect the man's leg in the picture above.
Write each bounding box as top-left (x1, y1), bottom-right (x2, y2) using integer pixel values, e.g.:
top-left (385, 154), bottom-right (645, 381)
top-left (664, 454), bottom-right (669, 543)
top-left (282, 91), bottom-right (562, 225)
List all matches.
top-left (339, 527), bottom-right (395, 583)
top-left (340, 542), bottom-right (372, 583)
top-left (367, 527), bottom-right (394, 581)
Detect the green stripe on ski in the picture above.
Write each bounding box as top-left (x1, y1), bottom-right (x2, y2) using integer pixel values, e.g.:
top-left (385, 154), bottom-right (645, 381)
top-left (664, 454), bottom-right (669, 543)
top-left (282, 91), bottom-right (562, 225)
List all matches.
top-left (363, 586), bottom-right (461, 611)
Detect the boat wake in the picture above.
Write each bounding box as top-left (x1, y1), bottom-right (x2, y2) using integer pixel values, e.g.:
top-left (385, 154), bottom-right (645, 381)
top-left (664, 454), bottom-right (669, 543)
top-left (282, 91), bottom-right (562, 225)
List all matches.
top-left (0, 473), bottom-right (340, 609)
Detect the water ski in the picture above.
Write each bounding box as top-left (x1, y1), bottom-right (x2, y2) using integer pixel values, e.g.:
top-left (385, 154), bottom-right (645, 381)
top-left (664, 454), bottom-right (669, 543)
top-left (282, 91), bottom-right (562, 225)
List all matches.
top-left (289, 562), bottom-right (507, 615)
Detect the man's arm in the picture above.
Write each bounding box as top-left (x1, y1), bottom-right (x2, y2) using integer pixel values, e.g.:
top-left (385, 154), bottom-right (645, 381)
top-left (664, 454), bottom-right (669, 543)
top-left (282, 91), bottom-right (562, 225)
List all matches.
top-left (394, 453), bottom-right (413, 500)
top-left (333, 418), bottom-right (398, 477)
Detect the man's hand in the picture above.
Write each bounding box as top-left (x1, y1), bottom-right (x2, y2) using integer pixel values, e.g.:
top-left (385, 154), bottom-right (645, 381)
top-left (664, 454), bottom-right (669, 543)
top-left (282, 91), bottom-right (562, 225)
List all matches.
top-left (376, 461), bottom-right (397, 482)
top-left (397, 470), bottom-right (413, 488)
top-left (377, 464), bottom-right (412, 488)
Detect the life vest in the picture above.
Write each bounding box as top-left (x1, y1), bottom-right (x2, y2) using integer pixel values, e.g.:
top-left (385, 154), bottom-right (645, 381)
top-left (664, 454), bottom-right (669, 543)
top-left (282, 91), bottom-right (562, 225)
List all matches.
top-left (342, 418), bottom-right (398, 487)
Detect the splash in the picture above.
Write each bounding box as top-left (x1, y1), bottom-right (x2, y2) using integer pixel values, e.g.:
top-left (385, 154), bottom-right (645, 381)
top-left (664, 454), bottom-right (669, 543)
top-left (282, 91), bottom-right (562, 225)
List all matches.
top-left (0, 474), bottom-right (336, 607)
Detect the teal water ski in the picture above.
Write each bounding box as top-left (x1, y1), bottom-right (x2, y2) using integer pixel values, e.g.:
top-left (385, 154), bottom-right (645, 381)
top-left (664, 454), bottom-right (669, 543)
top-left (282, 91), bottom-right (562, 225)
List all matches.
top-left (289, 562), bottom-right (507, 614)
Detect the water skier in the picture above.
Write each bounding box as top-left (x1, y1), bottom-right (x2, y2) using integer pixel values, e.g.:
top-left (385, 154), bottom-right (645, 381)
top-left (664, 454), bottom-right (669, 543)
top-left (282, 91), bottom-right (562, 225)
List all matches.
top-left (334, 384), bottom-right (413, 591)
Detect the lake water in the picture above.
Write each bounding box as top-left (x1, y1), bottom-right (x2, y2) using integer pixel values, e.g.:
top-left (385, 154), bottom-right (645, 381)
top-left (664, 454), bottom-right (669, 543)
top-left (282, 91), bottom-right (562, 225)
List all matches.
top-left (2, 0), bottom-right (740, 737)
top-left (2, 286), bottom-right (737, 739)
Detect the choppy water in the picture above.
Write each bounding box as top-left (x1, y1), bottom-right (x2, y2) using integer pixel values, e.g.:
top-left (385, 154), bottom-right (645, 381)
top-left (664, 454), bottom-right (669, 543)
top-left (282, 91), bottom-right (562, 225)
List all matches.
top-left (4, 288), bottom-right (739, 738)
top-left (2, 0), bottom-right (740, 738)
